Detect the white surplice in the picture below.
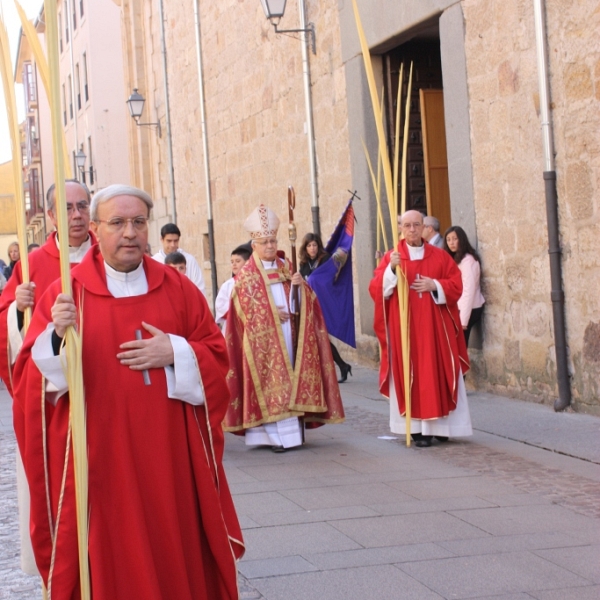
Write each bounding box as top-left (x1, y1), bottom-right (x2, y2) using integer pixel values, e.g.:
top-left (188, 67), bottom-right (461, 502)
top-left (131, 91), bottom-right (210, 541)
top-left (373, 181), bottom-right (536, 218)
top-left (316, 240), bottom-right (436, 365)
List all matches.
top-left (244, 259), bottom-right (302, 449)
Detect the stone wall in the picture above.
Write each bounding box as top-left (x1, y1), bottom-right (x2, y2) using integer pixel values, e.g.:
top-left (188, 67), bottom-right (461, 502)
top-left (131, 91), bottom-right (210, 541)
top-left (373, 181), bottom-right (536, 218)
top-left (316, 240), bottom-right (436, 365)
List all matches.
top-left (158, 0), bottom-right (355, 317)
top-left (463, 0), bottom-right (600, 412)
top-left (120, 0), bottom-right (174, 252)
top-left (117, 0), bottom-right (599, 410)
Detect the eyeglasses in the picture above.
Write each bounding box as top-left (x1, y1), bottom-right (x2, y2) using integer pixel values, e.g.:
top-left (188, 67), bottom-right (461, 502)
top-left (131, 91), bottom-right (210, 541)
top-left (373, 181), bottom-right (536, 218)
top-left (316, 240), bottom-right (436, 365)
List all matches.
top-left (255, 238), bottom-right (278, 246)
top-left (94, 217), bottom-right (149, 232)
top-left (66, 201), bottom-right (90, 214)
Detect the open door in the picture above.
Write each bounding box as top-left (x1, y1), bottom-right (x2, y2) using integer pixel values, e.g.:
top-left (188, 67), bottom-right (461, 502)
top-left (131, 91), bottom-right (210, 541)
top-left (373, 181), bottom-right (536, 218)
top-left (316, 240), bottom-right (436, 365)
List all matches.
top-left (420, 89), bottom-right (451, 235)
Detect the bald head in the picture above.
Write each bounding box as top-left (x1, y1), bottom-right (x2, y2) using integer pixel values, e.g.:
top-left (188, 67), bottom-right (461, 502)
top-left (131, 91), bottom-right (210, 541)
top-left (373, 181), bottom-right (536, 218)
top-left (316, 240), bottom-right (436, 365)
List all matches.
top-left (398, 210), bottom-right (424, 247)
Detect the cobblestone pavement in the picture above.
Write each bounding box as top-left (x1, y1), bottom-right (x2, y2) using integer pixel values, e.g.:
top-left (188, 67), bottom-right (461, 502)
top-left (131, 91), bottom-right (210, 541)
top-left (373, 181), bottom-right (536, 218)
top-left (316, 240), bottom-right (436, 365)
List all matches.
top-left (0, 430), bottom-right (264, 600)
top-left (0, 433), bottom-right (41, 600)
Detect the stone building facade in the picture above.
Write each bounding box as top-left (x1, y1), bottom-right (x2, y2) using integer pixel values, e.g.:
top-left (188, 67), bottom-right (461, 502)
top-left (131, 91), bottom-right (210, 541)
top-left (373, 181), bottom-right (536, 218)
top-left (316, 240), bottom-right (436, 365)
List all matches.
top-left (116, 0), bottom-right (599, 412)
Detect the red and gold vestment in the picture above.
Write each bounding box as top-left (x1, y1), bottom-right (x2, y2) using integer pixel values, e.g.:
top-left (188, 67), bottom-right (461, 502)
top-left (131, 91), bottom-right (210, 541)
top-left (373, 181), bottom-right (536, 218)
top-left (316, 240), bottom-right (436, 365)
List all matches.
top-left (223, 254), bottom-right (344, 432)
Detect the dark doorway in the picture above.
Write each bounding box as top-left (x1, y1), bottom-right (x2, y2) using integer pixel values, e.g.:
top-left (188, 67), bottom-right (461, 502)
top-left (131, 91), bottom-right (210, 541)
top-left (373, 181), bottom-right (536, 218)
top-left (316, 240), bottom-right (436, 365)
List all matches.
top-left (383, 37), bottom-right (451, 233)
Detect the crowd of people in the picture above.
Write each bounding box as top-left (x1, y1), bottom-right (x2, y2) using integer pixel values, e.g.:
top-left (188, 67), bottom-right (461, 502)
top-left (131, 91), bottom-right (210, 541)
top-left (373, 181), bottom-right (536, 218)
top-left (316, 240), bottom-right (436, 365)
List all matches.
top-left (0, 183), bottom-right (351, 598)
top-left (0, 180), bottom-right (484, 597)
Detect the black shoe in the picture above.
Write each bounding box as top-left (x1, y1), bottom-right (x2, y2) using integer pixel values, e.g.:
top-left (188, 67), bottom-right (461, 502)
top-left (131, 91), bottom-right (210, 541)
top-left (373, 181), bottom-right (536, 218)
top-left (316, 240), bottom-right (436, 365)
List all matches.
top-left (413, 434), bottom-right (432, 447)
top-left (338, 363), bottom-right (353, 383)
top-left (435, 436), bottom-right (449, 443)
top-left (271, 445), bottom-right (287, 453)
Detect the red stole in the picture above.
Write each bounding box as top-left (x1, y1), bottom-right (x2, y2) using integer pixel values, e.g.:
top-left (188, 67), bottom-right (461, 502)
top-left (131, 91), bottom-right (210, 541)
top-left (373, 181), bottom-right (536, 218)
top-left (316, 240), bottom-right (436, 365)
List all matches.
top-left (369, 240), bottom-right (469, 419)
top-left (224, 253), bottom-right (344, 431)
top-left (13, 247), bottom-right (243, 599)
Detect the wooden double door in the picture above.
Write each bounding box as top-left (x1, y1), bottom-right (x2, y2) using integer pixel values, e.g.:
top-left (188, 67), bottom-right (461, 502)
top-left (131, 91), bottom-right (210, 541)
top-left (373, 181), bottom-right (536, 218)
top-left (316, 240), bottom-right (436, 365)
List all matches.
top-left (383, 39), bottom-right (451, 236)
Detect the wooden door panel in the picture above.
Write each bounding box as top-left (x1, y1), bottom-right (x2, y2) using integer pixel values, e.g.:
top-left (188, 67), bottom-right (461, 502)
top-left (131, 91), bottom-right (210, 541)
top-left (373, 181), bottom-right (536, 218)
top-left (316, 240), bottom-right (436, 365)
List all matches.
top-left (383, 39), bottom-right (448, 226)
top-left (420, 89), bottom-right (451, 235)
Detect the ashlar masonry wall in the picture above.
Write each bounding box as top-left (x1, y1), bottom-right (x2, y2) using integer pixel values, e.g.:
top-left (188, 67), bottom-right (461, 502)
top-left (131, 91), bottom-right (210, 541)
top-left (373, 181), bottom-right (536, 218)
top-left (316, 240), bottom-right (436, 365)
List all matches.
top-left (157, 0), bottom-right (355, 318)
top-left (463, 0), bottom-right (600, 412)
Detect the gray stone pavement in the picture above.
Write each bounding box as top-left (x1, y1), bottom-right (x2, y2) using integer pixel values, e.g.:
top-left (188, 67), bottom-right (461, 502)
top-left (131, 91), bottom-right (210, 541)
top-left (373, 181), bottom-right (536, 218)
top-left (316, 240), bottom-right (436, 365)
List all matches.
top-left (1, 367), bottom-right (599, 599)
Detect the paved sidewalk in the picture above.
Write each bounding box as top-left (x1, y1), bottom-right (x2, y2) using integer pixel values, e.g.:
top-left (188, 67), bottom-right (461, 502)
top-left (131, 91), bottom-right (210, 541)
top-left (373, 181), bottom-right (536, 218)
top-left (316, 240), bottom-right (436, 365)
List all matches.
top-left (1, 368), bottom-right (599, 599)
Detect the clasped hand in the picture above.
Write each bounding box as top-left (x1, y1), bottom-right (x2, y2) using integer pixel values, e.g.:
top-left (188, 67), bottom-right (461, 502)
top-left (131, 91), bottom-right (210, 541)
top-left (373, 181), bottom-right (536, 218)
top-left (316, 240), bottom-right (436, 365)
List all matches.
top-left (51, 295), bottom-right (173, 369)
top-left (388, 253), bottom-right (436, 293)
top-left (117, 322), bottom-right (174, 370)
top-left (410, 276), bottom-right (436, 293)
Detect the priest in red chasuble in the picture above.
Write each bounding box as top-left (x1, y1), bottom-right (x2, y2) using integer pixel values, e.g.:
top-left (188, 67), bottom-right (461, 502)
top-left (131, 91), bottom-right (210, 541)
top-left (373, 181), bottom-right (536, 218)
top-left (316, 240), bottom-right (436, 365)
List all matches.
top-left (369, 210), bottom-right (472, 447)
top-left (0, 179), bottom-right (96, 577)
top-left (0, 180), bottom-right (95, 395)
top-left (224, 205), bottom-right (344, 452)
top-left (13, 185), bottom-right (243, 599)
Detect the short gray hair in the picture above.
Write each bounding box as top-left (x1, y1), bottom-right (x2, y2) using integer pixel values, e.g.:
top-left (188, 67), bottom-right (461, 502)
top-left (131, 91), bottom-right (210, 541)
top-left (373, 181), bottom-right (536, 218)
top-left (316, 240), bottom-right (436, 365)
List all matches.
top-left (90, 184), bottom-right (154, 221)
top-left (46, 179), bottom-right (90, 212)
top-left (423, 216), bottom-right (440, 232)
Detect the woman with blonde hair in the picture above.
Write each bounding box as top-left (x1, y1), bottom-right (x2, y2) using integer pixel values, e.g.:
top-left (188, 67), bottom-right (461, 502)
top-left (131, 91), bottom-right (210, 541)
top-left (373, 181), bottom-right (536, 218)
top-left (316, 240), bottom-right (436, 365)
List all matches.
top-left (4, 241), bottom-right (20, 280)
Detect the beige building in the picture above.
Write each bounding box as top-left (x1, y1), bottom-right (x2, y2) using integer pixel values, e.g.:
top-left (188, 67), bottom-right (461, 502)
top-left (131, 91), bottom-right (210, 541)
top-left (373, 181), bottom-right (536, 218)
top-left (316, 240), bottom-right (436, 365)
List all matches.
top-left (0, 160), bottom-right (18, 264)
top-left (116, 0), bottom-right (598, 412)
top-left (14, 0), bottom-right (131, 227)
top-left (55, 0), bottom-right (131, 192)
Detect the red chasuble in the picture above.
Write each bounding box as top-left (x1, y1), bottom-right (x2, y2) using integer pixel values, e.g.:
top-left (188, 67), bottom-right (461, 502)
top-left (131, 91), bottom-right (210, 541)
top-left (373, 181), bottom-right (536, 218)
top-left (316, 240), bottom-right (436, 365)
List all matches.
top-left (0, 231), bottom-right (96, 394)
top-left (13, 247), bottom-right (243, 600)
top-left (369, 240), bottom-right (469, 420)
top-left (223, 253), bottom-right (344, 432)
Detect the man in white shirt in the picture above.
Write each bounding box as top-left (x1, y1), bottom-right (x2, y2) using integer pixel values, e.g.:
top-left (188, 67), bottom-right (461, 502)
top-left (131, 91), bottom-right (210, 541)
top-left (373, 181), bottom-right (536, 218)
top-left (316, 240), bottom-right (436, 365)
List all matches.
top-left (152, 223), bottom-right (206, 295)
top-left (423, 215), bottom-right (444, 248)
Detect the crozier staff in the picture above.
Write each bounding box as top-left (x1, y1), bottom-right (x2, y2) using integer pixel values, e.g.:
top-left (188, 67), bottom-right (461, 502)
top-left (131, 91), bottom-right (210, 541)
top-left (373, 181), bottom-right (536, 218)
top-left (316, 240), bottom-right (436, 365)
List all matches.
top-left (224, 204), bottom-right (345, 452)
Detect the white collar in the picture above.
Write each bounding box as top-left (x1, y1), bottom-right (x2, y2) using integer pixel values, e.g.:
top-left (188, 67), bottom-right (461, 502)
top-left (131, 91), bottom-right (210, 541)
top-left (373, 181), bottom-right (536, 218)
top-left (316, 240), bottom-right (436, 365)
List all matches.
top-left (104, 260), bottom-right (145, 282)
top-left (407, 244), bottom-right (425, 260)
top-left (54, 233), bottom-right (92, 263)
top-left (160, 247), bottom-right (185, 258)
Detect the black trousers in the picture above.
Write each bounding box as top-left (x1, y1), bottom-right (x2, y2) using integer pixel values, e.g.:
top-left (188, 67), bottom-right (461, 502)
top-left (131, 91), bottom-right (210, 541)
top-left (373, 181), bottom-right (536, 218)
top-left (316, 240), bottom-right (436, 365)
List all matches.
top-left (464, 306), bottom-right (484, 347)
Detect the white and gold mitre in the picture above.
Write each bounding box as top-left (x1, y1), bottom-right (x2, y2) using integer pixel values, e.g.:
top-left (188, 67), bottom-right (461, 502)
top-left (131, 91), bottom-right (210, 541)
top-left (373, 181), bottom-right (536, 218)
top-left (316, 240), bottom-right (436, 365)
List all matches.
top-left (243, 204), bottom-right (280, 239)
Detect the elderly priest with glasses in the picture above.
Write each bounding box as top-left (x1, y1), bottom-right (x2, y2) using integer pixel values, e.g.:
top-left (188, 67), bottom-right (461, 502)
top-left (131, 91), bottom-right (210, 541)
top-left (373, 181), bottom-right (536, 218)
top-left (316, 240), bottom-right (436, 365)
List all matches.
top-left (13, 184), bottom-right (244, 599)
top-left (0, 179), bottom-right (97, 577)
top-left (223, 204), bottom-right (345, 452)
top-left (0, 179), bottom-right (96, 395)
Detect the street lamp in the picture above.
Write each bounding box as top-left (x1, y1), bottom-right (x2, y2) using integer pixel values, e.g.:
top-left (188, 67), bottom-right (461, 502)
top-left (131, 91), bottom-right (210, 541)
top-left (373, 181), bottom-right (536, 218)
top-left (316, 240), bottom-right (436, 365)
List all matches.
top-left (126, 88), bottom-right (162, 137)
top-left (259, 0), bottom-right (320, 235)
top-left (260, 0), bottom-right (316, 54)
top-left (75, 147), bottom-right (95, 185)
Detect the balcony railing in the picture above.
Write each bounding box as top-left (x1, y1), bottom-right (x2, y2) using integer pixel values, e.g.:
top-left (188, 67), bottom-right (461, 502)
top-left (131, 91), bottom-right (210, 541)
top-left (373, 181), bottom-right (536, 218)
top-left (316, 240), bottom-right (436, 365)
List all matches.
top-left (23, 63), bottom-right (37, 108)
top-left (25, 168), bottom-right (42, 223)
top-left (26, 117), bottom-right (41, 163)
